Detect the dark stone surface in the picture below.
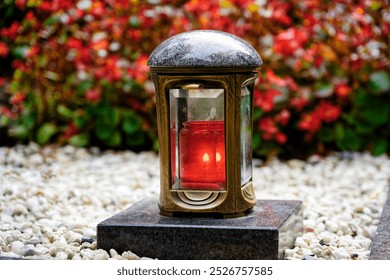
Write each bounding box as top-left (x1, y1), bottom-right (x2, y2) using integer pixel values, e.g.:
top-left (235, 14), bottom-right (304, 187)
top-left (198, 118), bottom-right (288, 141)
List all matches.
top-left (147, 30), bottom-right (262, 68)
top-left (369, 190), bottom-right (390, 260)
top-left (97, 198), bottom-right (303, 260)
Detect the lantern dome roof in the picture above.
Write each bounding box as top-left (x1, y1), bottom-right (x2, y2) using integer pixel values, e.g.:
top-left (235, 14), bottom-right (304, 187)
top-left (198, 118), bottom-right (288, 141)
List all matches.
top-left (147, 30), bottom-right (262, 69)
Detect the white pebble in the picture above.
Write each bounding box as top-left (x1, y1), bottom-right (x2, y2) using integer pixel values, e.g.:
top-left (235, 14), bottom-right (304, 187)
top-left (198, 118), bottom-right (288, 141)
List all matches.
top-left (54, 237), bottom-right (68, 249)
top-left (55, 251), bottom-right (68, 260)
top-left (83, 228), bottom-right (96, 239)
top-left (122, 251), bottom-right (140, 260)
top-left (94, 253), bottom-right (109, 260)
top-left (109, 248), bottom-right (119, 257)
top-left (332, 248), bottom-right (350, 260)
top-left (325, 220), bottom-right (338, 233)
top-left (81, 249), bottom-right (95, 260)
top-left (72, 254), bottom-right (82, 260)
top-left (12, 204), bottom-right (28, 216)
top-left (64, 231), bottom-right (82, 244)
top-left (10, 240), bottom-right (25, 255)
top-left (294, 237), bottom-right (309, 249)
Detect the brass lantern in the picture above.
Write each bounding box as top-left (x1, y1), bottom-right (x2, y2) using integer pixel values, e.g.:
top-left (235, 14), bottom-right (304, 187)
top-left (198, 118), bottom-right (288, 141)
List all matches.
top-left (148, 30), bottom-right (262, 217)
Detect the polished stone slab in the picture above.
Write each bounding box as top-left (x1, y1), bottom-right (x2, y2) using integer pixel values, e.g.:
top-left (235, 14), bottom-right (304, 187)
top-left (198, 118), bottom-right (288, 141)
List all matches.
top-left (369, 190), bottom-right (390, 260)
top-left (97, 198), bottom-right (303, 260)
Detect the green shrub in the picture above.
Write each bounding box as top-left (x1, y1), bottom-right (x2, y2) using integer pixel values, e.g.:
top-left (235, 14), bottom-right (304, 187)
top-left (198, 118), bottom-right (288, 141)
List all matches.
top-left (0, 0), bottom-right (389, 158)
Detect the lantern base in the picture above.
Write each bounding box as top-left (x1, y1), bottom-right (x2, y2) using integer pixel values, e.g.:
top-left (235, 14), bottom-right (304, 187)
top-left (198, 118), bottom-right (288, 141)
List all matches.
top-left (159, 208), bottom-right (251, 219)
top-left (97, 198), bottom-right (303, 260)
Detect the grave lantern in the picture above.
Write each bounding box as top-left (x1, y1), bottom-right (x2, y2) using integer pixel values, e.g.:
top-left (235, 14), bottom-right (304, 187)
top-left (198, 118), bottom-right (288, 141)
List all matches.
top-left (148, 30), bottom-right (263, 217)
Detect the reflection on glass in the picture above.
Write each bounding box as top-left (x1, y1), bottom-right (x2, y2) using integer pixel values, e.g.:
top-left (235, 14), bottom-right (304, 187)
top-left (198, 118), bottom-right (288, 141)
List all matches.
top-left (241, 86), bottom-right (252, 186)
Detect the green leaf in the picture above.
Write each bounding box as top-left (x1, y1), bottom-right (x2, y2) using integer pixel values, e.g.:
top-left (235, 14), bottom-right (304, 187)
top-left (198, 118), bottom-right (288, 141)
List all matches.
top-left (9, 125), bottom-right (29, 140)
top-left (126, 132), bottom-right (146, 148)
top-left (354, 120), bottom-right (376, 135)
top-left (354, 89), bottom-right (369, 107)
top-left (335, 123), bottom-right (345, 141)
top-left (43, 16), bottom-right (58, 26)
top-left (335, 125), bottom-right (363, 151)
top-left (253, 108), bottom-right (263, 121)
top-left (252, 132), bottom-right (261, 152)
top-left (11, 46), bottom-right (29, 59)
top-left (73, 115), bottom-right (88, 129)
top-left (57, 104), bottom-right (74, 118)
top-left (359, 98), bottom-right (389, 126)
top-left (91, 104), bottom-right (120, 126)
top-left (69, 134), bottom-right (90, 147)
top-left (106, 131), bottom-right (122, 147)
top-left (317, 127), bottom-right (334, 142)
top-left (0, 116), bottom-right (9, 126)
top-left (76, 80), bottom-right (93, 94)
top-left (314, 82), bottom-right (333, 98)
top-left (36, 123), bottom-right (57, 144)
top-left (129, 16), bottom-right (140, 28)
top-left (371, 138), bottom-right (388, 156)
top-left (122, 112), bottom-right (142, 135)
top-left (369, 71), bottom-right (390, 94)
top-left (94, 121), bottom-right (114, 141)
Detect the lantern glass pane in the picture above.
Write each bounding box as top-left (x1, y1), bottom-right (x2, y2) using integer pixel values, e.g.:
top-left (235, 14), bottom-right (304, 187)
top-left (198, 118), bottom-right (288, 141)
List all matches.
top-left (169, 86), bottom-right (226, 192)
top-left (240, 86), bottom-right (252, 186)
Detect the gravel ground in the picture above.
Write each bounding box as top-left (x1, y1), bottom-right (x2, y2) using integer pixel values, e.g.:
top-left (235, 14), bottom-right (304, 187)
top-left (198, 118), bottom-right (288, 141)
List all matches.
top-left (0, 143), bottom-right (389, 260)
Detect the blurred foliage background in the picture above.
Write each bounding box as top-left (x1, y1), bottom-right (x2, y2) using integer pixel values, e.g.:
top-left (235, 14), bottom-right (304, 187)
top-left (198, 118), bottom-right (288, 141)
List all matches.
top-left (0, 0), bottom-right (389, 159)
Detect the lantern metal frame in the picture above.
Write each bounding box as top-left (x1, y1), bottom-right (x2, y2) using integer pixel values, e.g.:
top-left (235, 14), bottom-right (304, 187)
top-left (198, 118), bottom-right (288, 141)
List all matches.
top-left (148, 30), bottom-right (262, 217)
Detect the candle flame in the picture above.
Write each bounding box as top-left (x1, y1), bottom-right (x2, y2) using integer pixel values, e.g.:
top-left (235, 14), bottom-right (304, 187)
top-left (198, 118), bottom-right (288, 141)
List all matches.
top-left (216, 152), bottom-right (221, 162)
top-left (202, 152), bottom-right (210, 162)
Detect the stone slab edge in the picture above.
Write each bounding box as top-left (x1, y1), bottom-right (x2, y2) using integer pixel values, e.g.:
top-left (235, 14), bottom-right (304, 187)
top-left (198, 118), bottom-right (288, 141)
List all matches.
top-left (369, 188), bottom-right (390, 260)
top-left (97, 198), bottom-right (303, 260)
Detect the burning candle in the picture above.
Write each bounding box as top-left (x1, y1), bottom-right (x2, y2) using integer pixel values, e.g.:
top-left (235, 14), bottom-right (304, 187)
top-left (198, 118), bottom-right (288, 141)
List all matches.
top-left (179, 121), bottom-right (226, 190)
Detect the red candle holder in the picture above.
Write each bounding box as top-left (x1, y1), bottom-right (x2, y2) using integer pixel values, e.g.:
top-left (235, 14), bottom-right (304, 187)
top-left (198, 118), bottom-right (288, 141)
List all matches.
top-left (179, 121), bottom-right (225, 190)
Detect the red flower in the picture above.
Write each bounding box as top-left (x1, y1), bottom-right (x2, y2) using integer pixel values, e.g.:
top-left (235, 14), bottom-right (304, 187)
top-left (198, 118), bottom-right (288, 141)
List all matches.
top-left (290, 97), bottom-right (308, 112)
top-left (275, 132), bottom-right (287, 144)
top-left (128, 30), bottom-right (142, 42)
top-left (0, 106), bottom-right (18, 120)
top-left (259, 117), bottom-right (277, 134)
top-left (258, 116), bottom-right (279, 141)
top-left (1, 22), bottom-right (21, 40)
top-left (269, 2), bottom-right (292, 26)
top-left (275, 109), bottom-right (291, 126)
top-left (298, 100), bottom-right (341, 134)
top-left (258, 116), bottom-right (287, 144)
top-left (25, 45), bottom-right (39, 58)
top-left (254, 88), bottom-right (281, 112)
top-left (91, 39), bottom-right (109, 52)
top-left (0, 42), bottom-right (9, 57)
top-left (274, 28), bottom-right (309, 56)
top-left (66, 38), bottom-right (83, 49)
top-left (298, 112), bottom-right (322, 133)
top-left (335, 83), bottom-right (351, 99)
top-left (128, 55), bottom-right (150, 83)
top-left (86, 88), bottom-right (101, 103)
top-left (10, 92), bottom-right (26, 105)
top-left (266, 70), bottom-right (298, 91)
top-left (15, 0), bottom-right (27, 9)
top-left (316, 101), bottom-right (341, 123)
top-left (63, 122), bottom-right (78, 140)
top-left (0, 77), bottom-right (5, 86)
top-left (91, 2), bottom-right (105, 18)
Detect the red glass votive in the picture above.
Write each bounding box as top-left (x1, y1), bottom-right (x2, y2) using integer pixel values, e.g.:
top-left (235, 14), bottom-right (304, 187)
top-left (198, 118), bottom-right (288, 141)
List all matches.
top-left (179, 121), bottom-right (225, 190)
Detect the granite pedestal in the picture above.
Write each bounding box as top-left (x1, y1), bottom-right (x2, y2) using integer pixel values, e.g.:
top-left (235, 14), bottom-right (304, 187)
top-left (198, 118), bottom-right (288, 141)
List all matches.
top-left (97, 198), bottom-right (302, 260)
top-left (369, 190), bottom-right (390, 260)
